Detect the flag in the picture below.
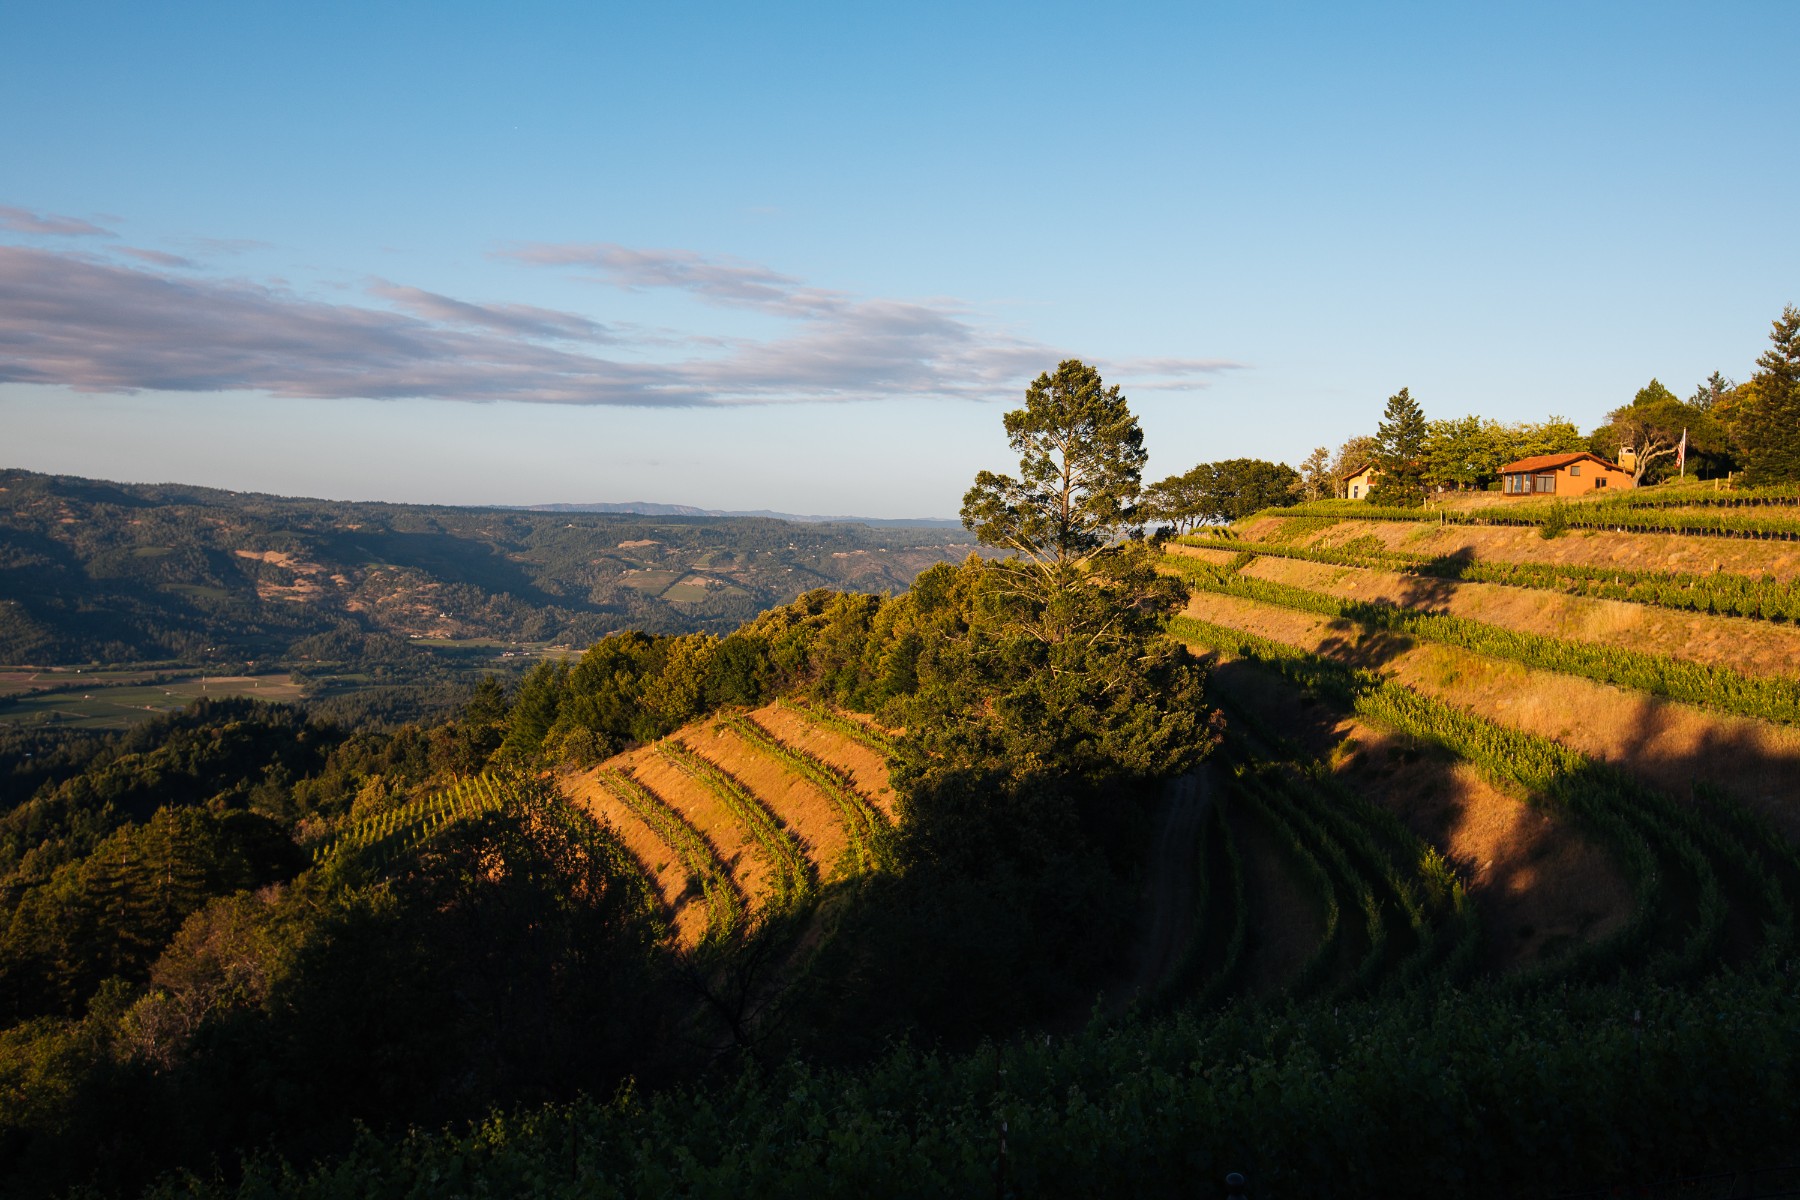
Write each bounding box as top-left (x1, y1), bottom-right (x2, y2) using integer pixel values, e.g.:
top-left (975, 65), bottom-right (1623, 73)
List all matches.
top-left (1678, 428), bottom-right (1688, 475)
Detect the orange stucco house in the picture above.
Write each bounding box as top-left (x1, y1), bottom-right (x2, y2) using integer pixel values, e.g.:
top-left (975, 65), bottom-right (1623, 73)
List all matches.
top-left (1499, 452), bottom-right (1634, 497)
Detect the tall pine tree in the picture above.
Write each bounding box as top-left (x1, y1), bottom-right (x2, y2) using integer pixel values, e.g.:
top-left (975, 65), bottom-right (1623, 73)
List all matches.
top-left (1371, 386), bottom-right (1428, 506)
top-left (1739, 306), bottom-right (1800, 484)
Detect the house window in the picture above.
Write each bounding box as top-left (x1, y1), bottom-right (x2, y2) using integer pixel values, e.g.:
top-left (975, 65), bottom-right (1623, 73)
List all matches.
top-left (1534, 474), bottom-right (1556, 494)
top-left (1596, 477), bottom-right (1607, 489)
top-left (1351, 485), bottom-right (1361, 498)
top-left (1569, 463), bottom-right (1582, 477)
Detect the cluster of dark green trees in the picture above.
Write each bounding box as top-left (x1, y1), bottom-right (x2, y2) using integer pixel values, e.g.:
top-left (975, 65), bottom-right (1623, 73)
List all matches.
top-left (0, 360), bottom-right (1217, 1198)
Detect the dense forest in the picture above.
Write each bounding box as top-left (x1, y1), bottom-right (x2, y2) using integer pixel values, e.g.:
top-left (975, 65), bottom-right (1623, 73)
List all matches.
top-left (3, 355), bottom-right (1800, 1198)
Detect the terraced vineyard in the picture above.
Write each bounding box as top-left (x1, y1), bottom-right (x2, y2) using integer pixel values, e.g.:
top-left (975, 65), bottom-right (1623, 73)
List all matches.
top-left (564, 700), bottom-right (897, 948)
top-left (1150, 493), bottom-right (1800, 1002)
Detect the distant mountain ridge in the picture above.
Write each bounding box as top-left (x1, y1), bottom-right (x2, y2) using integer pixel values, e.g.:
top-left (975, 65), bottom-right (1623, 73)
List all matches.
top-left (509, 501), bottom-right (963, 528)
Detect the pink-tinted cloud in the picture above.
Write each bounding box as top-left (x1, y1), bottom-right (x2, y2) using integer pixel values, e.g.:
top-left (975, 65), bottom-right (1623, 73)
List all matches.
top-left (0, 204), bottom-right (114, 238)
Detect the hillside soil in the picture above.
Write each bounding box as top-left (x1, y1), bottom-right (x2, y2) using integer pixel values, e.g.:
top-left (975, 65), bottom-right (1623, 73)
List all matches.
top-left (1230, 801), bottom-right (1322, 996)
top-left (563, 769), bottom-right (714, 947)
top-left (1100, 768), bottom-right (1212, 1014)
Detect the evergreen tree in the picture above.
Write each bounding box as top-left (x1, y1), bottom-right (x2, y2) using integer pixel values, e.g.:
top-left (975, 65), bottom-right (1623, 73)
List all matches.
top-left (1739, 305), bottom-right (1800, 484)
top-left (1371, 387), bottom-right (1428, 505)
top-left (960, 359), bottom-right (1147, 570)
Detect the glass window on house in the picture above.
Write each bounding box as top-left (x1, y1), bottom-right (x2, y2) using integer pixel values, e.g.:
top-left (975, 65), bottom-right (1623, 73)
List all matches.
top-left (1534, 473), bottom-right (1556, 493)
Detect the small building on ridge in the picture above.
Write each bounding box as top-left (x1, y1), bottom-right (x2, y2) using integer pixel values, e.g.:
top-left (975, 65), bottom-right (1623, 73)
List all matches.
top-left (1499, 452), bottom-right (1634, 497)
top-left (1342, 462), bottom-right (1380, 500)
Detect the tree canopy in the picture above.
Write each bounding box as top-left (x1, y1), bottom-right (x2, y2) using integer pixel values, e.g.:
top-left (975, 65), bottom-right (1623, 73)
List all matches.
top-left (1592, 378), bottom-right (1724, 483)
top-left (960, 360), bottom-right (1146, 570)
top-left (1145, 459), bottom-right (1299, 530)
top-left (1737, 305), bottom-right (1800, 484)
top-left (1370, 387), bottom-right (1428, 505)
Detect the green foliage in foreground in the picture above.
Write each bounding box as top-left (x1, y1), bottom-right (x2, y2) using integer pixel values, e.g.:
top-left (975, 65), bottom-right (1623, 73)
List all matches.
top-left (152, 971), bottom-right (1800, 1200)
top-left (1177, 532), bottom-right (1800, 622)
top-left (1167, 554), bottom-right (1800, 726)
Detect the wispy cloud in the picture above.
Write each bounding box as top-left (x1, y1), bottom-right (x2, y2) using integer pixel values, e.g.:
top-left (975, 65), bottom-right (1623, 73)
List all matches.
top-left (117, 246), bottom-right (196, 269)
top-left (0, 204), bottom-right (114, 238)
top-left (0, 240), bottom-right (1239, 406)
top-left (1114, 356), bottom-right (1248, 389)
top-left (369, 283), bottom-right (616, 343)
top-left (499, 241), bottom-right (844, 316)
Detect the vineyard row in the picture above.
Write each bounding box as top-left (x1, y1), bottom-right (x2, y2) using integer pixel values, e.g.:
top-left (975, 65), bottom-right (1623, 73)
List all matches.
top-left (1167, 555), bottom-right (1800, 727)
top-left (1174, 533), bottom-right (1800, 622)
top-left (657, 740), bottom-right (816, 909)
top-left (593, 767), bottom-right (745, 945)
top-left (1273, 498), bottom-right (1800, 540)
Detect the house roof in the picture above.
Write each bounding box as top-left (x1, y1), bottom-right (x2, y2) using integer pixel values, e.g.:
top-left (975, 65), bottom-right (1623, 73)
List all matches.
top-left (1500, 451), bottom-right (1623, 474)
top-left (1340, 462), bottom-right (1378, 481)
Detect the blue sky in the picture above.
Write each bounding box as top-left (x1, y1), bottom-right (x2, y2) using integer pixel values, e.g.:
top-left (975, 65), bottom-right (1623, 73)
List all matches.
top-left (3, 2), bottom-right (1795, 517)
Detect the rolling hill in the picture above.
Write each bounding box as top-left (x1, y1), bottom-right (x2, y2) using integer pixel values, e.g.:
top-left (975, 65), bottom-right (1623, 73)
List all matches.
top-left (0, 467), bottom-right (982, 667)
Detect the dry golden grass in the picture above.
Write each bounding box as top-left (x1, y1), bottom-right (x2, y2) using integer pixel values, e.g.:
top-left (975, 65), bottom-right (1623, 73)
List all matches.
top-left (607, 741), bottom-right (775, 908)
top-left (676, 721), bottom-right (853, 879)
top-left (559, 703), bottom-right (895, 947)
top-left (1182, 589), bottom-right (1800, 839)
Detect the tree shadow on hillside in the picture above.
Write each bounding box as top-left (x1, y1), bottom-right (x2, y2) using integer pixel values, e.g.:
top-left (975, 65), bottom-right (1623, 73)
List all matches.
top-left (1580, 688), bottom-right (1800, 841)
top-left (1398, 547), bottom-right (1476, 614)
top-left (1208, 656), bottom-right (1645, 975)
top-left (1313, 620), bottom-right (1415, 673)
